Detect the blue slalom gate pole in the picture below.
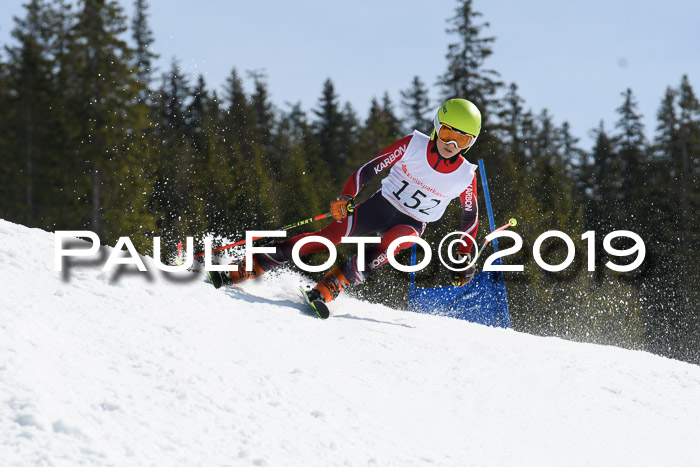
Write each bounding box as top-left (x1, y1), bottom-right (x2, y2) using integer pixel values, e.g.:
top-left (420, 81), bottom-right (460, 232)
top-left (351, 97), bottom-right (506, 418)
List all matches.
top-left (478, 159), bottom-right (511, 327)
top-left (407, 159), bottom-right (511, 328)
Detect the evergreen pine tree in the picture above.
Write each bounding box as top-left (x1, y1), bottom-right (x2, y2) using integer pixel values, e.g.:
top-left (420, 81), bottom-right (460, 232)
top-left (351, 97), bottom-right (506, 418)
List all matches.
top-left (356, 94), bottom-right (403, 198)
top-left (439, 0), bottom-right (502, 119)
top-left (151, 61), bottom-right (208, 241)
top-left (186, 74), bottom-right (210, 154)
top-left (676, 75), bottom-right (700, 248)
top-left (560, 122), bottom-right (582, 173)
top-left (68, 0), bottom-right (152, 242)
top-left (0, 38), bottom-right (14, 218)
top-left (275, 102), bottom-right (322, 223)
top-left (312, 78), bottom-right (344, 186)
top-left (223, 67), bottom-right (250, 137)
top-left (337, 101), bottom-right (361, 180)
top-left (313, 78), bottom-right (344, 155)
top-left (499, 83), bottom-right (526, 157)
top-left (361, 95), bottom-right (402, 152)
top-left (654, 87), bottom-right (679, 167)
top-left (214, 67), bottom-right (255, 234)
top-left (490, 82), bottom-right (527, 208)
top-left (587, 121), bottom-right (616, 235)
top-left (651, 87), bottom-right (681, 243)
top-left (532, 109), bottom-right (573, 226)
top-left (2, 0), bottom-right (55, 225)
top-left (131, 0), bottom-right (158, 103)
top-left (248, 70), bottom-right (275, 150)
top-left (245, 72), bottom-right (279, 223)
top-left (673, 75), bottom-right (700, 362)
top-left (400, 75), bottom-right (432, 134)
top-left (613, 88), bottom-right (648, 220)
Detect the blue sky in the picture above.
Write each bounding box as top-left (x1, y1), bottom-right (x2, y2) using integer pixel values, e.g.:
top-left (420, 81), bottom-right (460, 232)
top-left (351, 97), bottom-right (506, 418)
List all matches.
top-left (2, 0), bottom-right (699, 148)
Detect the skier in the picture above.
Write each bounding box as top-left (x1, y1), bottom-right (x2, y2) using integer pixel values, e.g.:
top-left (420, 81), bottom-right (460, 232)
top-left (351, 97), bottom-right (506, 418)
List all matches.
top-left (208, 98), bottom-right (482, 305)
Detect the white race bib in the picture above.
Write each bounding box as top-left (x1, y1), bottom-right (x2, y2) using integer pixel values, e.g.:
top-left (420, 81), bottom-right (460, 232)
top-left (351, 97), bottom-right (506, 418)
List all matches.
top-left (381, 131), bottom-right (477, 222)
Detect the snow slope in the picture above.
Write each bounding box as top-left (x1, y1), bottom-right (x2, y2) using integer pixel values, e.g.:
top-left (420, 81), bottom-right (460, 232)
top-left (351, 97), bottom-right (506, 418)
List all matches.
top-left (1, 219), bottom-right (699, 467)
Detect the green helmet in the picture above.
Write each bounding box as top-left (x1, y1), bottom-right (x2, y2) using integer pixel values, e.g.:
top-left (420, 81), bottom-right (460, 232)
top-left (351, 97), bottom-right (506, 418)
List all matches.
top-left (432, 98), bottom-right (482, 152)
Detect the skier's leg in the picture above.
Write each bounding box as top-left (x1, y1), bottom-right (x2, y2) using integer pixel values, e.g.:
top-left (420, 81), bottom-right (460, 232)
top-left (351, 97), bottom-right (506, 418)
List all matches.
top-left (340, 223), bottom-right (424, 287)
top-left (246, 190), bottom-right (392, 276)
top-left (208, 217), bottom-right (352, 288)
top-left (210, 191), bottom-right (406, 290)
top-left (309, 222), bottom-right (424, 302)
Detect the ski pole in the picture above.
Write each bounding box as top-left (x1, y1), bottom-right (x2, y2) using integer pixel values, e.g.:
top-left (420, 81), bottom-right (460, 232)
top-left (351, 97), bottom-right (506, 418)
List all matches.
top-left (451, 218), bottom-right (517, 286)
top-left (192, 205), bottom-right (354, 260)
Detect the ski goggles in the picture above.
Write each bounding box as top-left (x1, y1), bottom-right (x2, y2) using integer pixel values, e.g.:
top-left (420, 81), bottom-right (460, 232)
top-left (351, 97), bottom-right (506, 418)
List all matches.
top-left (434, 117), bottom-right (476, 149)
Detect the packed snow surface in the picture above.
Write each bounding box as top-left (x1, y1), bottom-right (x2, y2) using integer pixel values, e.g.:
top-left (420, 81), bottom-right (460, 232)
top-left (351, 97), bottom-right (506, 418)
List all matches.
top-left (1, 219), bottom-right (699, 466)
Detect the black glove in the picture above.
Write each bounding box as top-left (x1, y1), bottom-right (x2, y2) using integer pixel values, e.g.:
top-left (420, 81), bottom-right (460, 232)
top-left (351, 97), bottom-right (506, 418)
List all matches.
top-left (451, 253), bottom-right (476, 287)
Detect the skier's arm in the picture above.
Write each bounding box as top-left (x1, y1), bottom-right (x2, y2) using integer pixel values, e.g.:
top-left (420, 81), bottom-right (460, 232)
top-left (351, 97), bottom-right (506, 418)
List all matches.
top-left (340, 135), bottom-right (412, 197)
top-left (457, 175), bottom-right (479, 255)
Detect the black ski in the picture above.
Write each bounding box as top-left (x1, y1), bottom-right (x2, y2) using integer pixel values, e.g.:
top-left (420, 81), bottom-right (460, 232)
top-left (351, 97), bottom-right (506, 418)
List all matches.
top-left (299, 286), bottom-right (330, 319)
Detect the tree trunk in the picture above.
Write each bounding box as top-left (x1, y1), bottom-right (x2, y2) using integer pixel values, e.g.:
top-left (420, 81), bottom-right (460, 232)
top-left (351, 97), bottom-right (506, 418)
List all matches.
top-left (92, 165), bottom-right (101, 234)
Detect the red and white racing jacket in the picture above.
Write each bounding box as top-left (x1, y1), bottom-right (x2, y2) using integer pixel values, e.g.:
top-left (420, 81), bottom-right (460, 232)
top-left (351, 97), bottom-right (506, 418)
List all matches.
top-left (341, 131), bottom-right (479, 255)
